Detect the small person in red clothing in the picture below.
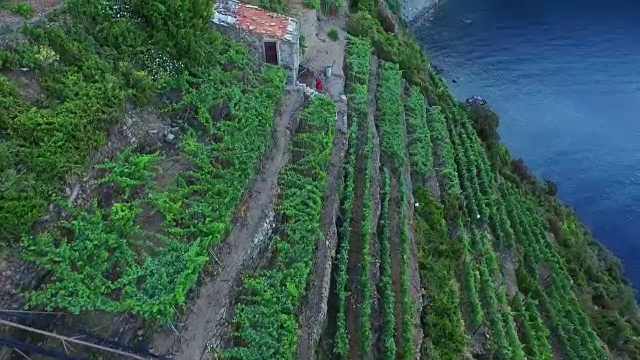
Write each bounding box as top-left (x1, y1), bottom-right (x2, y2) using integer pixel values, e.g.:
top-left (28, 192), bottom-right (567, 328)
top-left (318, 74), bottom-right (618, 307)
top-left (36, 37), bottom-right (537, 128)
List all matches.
top-left (315, 77), bottom-right (323, 92)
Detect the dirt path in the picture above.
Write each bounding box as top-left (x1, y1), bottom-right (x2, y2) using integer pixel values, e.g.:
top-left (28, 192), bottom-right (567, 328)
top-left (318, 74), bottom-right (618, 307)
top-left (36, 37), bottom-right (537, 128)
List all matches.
top-left (388, 174), bottom-right (404, 350)
top-left (399, 89), bottom-right (424, 358)
top-left (151, 89), bottom-right (303, 360)
top-left (402, 166), bottom-right (424, 359)
top-left (296, 97), bottom-right (348, 359)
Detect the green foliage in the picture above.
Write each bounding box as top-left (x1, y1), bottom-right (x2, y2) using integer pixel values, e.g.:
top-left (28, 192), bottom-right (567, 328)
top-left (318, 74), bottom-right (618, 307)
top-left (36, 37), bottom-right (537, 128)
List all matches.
top-left (21, 200), bottom-right (206, 320)
top-left (404, 85), bottom-right (434, 181)
top-left (354, 0), bottom-right (375, 14)
top-left (344, 4), bottom-right (639, 357)
top-left (376, 61), bottom-right (406, 171)
top-left (164, 64), bottom-right (285, 248)
top-left (345, 36), bottom-right (372, 85)
top-left (25, 52), bottom-right (281, 321)
top-left (8, 2), bottom-right (34, 18)
top-left (467, 104), bottom-right (500, 146)
top-left (378, 169), bottom-right (397, 359)
top-left (14, 0), bottom-right (287, 321)
top-left (503, 183), bottom-right (607, 359)
top-left (97, 148), bottom-right (161, 199)
top-left (320, 0), bottom-right (344, 14)
top-left (0, 23), bottom-right (131, 246)
top-left (328, 27), bottom-right (339, 41)
top-left (413, 187), bottom-right (466, 359)
top-left (359, 98), bottom-right (375, 358)
top-left (348, 12), bottom-right (433, 94)
top-left (308, 0), bottom-right (321, 10)
top-left (333, 37), bottom-right (373, 357)
top-left (426, 106), bottom-right (460, 199)
top-left (334, 112), bottom-right (357, 356)
top-left (246, 0), bottom-right (288, 13)
top-left (227, 95), bottom-right (336, 359)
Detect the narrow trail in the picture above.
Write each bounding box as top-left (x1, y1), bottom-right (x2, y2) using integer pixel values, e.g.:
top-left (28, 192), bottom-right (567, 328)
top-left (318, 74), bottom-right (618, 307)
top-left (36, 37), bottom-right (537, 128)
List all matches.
top-left (403, 158), bottom-right (424, 357)
top-left (296, 97), bottom-right (348, 359)
top-left (345, 54), bottom-right (379, 360)
top-left (152, 89), bottom-right (303, 360)
top-left (388, 174), bottom-right (404, 348)
top-left (399, 92), bottom-right (423, 355)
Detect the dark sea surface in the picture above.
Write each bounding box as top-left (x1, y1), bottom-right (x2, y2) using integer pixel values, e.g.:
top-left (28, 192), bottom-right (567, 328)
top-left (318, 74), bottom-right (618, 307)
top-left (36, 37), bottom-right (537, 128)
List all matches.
top-left (414, 0), bottom-right (640, 291)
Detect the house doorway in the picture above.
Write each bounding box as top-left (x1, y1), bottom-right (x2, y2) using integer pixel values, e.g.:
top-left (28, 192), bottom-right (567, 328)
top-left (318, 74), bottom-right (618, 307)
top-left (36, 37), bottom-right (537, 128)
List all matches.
top-left (264, 42), bottom-right (278, 65)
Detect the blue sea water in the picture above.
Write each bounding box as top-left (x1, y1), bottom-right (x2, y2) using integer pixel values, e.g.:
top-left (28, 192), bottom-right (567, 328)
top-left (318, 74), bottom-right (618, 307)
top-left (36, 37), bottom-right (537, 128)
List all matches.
top-left (414, 0), bottom-right (640, 291)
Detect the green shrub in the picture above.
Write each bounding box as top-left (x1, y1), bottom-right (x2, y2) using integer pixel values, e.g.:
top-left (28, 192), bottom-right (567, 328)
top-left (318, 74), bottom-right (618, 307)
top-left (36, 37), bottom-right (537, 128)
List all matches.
top-left (328, 28), bottom-right (339, 41)
top-left (305, 0), bottom-right (321, 10)
top-left (8, 3), bottom-right (34, 18)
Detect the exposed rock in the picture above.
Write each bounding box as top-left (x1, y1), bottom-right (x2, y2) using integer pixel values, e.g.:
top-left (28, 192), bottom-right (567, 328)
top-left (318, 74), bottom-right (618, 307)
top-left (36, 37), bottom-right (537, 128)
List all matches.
top-left (401, 0), bottom-right (442, 23)
top-left (377, 1), bottom-right (398, 33)
top-left (465, 95), bottom-right (487, 107)
top-left (429, 62), bottom-right (444, 75)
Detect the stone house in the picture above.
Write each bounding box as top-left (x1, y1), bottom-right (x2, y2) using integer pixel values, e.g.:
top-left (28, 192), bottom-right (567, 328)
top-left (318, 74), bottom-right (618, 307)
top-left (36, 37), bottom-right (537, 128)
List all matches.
top-left (212, 0), bottom-right (301, 85)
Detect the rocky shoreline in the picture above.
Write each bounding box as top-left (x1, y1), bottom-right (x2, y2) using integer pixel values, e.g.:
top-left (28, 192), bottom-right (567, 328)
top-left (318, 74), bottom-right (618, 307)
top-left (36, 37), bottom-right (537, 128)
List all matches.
top-left (401, 0), bottom-right (444, 24)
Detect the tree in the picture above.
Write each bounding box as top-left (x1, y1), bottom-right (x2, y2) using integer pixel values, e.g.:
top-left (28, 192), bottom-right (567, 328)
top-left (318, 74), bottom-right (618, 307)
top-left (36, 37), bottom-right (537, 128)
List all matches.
top-left (129, 0), bottom-right (213, 66)
top-left (544, 179), bottom-right (558, 197)
top-left (468, 104), bottom-right (500, 146)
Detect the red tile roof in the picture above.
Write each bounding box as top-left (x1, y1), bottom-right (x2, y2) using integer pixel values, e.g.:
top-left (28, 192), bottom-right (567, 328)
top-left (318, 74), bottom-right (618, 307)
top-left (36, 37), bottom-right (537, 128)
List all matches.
top-left (213, 1), bottom-right (297, 41)
top-left (235, 3), bottom-right (290, 39)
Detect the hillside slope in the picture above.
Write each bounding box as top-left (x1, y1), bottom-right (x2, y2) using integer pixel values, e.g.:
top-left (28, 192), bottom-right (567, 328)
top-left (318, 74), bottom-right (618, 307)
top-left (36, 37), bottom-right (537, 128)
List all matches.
top-left (0, 1), bottom-right (638, 359)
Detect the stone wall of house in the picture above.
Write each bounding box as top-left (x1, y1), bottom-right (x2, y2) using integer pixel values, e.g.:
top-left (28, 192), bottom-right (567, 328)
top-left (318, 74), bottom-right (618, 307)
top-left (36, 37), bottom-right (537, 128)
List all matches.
top-left (279, 37), bottom-right (300, 84)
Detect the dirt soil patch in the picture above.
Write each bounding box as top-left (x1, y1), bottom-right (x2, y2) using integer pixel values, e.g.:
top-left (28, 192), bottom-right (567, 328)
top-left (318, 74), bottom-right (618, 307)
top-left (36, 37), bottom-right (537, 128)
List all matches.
top-left (297, 9), bottom-right (346, 102)
top-left (402, 165), bottom-right (424, 356)
top-left (151, 89), bottom-right (303, 360)
top-left (397, 94), bottom-right (424, 355)
top-left (388, 174), bottom-right (404, 350)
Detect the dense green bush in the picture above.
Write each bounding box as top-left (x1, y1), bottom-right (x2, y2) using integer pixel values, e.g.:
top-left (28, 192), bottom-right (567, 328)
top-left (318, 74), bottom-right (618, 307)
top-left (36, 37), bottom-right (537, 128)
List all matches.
top-left (7, 3), bottom-right (34, 18)
top-left (404, 85), bottom-right (433, 181)
top-left (413, 187), bottom-right (466, 359)
top-left (376, 61), bottom-right (406, 170)
top-left (467, 104), bottom-right (500, 146)
top-left (7, 0), bottom-right (288, 322)
top-left (328, 28), bottom-right (339, 41)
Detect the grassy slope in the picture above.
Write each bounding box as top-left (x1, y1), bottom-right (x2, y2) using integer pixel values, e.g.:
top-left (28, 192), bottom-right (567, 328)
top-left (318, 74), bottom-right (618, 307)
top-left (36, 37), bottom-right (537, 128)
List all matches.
top-left (0, 0), bottom-right (286, 322)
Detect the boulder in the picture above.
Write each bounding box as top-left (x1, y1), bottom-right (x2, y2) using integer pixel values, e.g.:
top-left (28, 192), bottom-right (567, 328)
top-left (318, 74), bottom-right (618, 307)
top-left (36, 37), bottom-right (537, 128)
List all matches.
top-left (465, 95), bottom-right (487, 107)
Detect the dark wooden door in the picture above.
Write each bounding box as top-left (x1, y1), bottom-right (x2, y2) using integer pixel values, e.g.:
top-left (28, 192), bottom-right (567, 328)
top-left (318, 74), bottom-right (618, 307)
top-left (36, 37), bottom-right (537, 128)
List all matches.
top-left (264, 42), bottom-right (278, 65)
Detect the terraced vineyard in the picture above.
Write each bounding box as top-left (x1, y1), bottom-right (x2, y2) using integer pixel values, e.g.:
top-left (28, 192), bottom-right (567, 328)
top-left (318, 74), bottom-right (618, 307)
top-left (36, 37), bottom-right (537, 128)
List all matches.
top-left (1, 1), bottom-right (640, 360)
top-left (322, 31), bottom-right (636, 360)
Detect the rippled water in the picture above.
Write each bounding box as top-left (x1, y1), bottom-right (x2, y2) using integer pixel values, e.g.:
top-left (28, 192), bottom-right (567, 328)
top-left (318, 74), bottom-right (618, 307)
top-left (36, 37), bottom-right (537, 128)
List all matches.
top-left (414, 0), bottom-right (640, 290)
